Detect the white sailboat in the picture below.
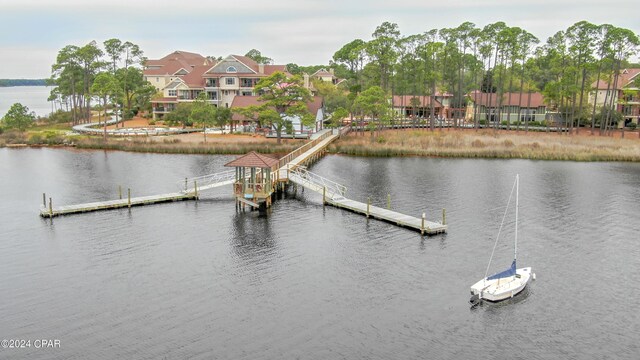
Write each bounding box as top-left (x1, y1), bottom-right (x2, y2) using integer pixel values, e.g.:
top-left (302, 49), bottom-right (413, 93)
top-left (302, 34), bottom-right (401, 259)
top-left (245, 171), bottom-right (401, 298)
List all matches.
top-left (470, 174), bottom-right (534, 303)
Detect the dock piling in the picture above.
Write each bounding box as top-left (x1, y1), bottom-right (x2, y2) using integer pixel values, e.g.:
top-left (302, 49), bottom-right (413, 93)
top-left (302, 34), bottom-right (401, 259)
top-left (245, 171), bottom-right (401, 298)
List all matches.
top-left (421, 212), bottom-right (425, 235)
top-left (184, 178), bottom-right (188, 192)
top-left (194, 180), bottom-right (198, 200)
top-left (49, 197), bottom-right (53, 218)
top-left (119, 185), bottom-right (122, 200)
top-left (442, 208), bottom-right (446, 225)
top-left (387, 194), bottom-right (391, 209)
top-left (367, 197), bottom-right (371, 218)
top-left (128, 188), bottom-right (131, 208)
top-left (323, 186), bottom-right (326, 205)
top-left (43, 193), bottom-right (46, 208)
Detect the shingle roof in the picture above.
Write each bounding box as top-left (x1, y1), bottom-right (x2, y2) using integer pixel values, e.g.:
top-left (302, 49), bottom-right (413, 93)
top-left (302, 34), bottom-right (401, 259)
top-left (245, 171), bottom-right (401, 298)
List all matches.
top-left (591, 68), bottom-right (640, 90)
top-left (468, 92), bottom-right (545, 107)
top-left (224, 151), bottom-right (280, 168)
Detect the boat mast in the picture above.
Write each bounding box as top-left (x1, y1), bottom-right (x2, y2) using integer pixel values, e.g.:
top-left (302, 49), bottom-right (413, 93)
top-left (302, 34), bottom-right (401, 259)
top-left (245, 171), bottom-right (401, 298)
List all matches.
top-left (515, 174), bottom-right (519, 262)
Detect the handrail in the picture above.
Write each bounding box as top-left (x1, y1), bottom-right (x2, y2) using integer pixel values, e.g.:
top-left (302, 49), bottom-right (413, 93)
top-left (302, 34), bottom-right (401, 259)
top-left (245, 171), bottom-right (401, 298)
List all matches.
top-left (178, 169), bottom-right (236, 192)
top-left (289, 166), bottom-right (346, 199)
top-left (276, 130), bottom-right (332, 170)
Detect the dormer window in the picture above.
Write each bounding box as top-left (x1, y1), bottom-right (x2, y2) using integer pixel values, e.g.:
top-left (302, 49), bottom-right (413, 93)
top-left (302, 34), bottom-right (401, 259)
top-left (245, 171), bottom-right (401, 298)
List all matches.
top-left (226, 66), bottom-right (237, 73)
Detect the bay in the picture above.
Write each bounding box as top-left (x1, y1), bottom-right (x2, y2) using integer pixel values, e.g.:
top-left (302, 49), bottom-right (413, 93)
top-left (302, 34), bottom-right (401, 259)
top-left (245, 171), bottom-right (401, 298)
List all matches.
top-left (1, 148), bottom-right (639, 359)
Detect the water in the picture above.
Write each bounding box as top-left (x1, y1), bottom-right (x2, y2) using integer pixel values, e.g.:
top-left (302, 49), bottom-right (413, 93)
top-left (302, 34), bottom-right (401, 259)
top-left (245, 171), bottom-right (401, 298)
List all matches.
top-left (0, 86), bottom-right (54, 118)
top-left (1, 148), bottom-right (639, 359)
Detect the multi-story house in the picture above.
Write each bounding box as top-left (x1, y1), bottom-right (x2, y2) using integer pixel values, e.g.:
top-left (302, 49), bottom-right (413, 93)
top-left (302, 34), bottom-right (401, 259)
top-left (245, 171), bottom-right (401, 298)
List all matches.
top-left (143, 50), bottom-right (211, 92)
top-left (466, 91), bottom-right (547, 124)
top-left (589, 68), bottom-right (640, 127)
top-left (145, 53), bottom-right (294, 120)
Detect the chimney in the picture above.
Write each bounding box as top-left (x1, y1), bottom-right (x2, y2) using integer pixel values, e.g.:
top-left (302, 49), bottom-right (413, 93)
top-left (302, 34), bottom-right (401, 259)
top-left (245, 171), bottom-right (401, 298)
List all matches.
top-left (329, 68), bottom-right (334, 75)
top-left (303, 74), bottom-right (310, 88)
top-left (258, 64), bottom-right (264, 74)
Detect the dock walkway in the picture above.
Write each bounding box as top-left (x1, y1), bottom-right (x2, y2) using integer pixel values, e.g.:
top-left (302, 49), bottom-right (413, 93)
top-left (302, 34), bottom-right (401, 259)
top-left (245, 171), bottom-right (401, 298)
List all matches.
top-left (40, 192), bottom-right (195, 217)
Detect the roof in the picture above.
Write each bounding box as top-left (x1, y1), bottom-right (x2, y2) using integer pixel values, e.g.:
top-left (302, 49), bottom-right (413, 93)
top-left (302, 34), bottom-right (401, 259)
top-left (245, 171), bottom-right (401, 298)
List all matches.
top-left (591, 68), bottom-right (640, 90)
top-left (392, 95), bottom-right (442, 108)
top-left (312, 68), bottom-right (335, 78)
top-left (468, 92), bottom-right (546, 108)
top-left (224, 151), bottom-right (279, 168)
top-left (143, 51), bottom-right (213, 77)
top-left (180, 64), bottom-right (213, 88)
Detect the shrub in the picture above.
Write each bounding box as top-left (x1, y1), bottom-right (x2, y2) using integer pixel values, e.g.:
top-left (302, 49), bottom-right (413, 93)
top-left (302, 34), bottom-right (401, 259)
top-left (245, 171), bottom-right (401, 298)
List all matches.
top-left (376, 136), bottom-right (386, 144)
top-left (627, 122), bottom-right (637, 130)
top-left (28, 133), bottom-right (43, 144)
top-left (503, 139), bottom-right (515, 147)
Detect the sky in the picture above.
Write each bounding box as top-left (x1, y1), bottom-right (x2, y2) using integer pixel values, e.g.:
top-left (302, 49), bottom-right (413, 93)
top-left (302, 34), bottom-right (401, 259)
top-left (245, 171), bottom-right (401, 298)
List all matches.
top-left (0, 0), bottom-right (638, 79)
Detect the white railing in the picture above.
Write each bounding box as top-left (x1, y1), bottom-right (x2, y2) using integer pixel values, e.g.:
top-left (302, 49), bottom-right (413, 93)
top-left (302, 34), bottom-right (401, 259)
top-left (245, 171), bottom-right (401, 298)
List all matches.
top-left (178, 170), bottom-right (236, 193)
top-left (288, 166), bottom-right (346, 199)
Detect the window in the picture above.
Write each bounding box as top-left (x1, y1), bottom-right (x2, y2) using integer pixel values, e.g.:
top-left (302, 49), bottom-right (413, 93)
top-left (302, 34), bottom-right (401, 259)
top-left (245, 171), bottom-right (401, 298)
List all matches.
top-left (226, 66), bottom-right (237, 73)
top-left (226, 77), bottom-right (235, 85)
top-left (168, 90), bottom-right (176, 97)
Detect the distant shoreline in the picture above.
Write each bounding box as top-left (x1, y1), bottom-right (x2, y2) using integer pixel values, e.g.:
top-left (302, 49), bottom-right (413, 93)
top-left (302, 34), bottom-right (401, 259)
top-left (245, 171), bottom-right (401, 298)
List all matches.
top-left (0, 79), bottom-right (48, 87)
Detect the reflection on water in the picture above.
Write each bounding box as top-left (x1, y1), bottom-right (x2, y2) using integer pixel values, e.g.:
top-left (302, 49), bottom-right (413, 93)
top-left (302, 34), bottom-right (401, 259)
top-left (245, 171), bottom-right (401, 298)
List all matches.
top-left (1, 148), bottom-right (640, 359)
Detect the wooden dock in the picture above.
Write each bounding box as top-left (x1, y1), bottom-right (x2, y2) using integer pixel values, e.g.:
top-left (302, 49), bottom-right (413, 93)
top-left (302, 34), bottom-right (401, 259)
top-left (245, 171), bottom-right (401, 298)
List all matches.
top-left (40, 192), bottom-right (196, 217)
top-left (326, 196), bottom-right (447, 235)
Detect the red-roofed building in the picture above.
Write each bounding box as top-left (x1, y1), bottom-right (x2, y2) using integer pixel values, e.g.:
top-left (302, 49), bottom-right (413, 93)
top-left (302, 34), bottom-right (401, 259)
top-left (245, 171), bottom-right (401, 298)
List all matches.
top-left (589, 68), bottom-right (640, 126)
top-left (146, 52), bottom-right (302, 120)
top-left (466, 91), bottom-right (547, 123)
top-left (391, 95), bottom-right (443, 118)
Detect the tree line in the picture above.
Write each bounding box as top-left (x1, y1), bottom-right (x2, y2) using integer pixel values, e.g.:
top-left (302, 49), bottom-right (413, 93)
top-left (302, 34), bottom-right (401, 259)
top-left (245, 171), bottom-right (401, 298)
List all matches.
top-left (314, 20), bottom-right (639, 134)
top-left (48, 39), bottom-right (156, 126)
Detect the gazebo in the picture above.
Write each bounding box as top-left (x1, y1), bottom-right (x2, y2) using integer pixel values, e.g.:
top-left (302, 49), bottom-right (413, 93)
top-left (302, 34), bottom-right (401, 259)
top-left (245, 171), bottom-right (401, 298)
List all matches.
top-left (224, 151), bottom-right (280, 209)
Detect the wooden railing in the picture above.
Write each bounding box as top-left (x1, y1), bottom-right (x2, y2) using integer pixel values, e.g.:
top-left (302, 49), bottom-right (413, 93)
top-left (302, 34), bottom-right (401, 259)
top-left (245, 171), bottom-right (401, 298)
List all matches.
top-left (276, 130), bottom-right (333, 170)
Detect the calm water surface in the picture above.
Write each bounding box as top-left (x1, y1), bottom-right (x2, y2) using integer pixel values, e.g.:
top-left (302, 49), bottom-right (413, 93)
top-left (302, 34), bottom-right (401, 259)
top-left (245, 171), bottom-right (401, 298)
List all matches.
top-left (0, 86), bottom-right (53, 117)
top-left (1, 148), bottom-right (639, 359)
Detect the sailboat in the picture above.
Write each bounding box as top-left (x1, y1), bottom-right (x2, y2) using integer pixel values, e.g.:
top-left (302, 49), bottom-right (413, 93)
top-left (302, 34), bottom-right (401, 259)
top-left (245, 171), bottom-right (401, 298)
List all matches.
top-left (470, 174), bottom-right (534, 303)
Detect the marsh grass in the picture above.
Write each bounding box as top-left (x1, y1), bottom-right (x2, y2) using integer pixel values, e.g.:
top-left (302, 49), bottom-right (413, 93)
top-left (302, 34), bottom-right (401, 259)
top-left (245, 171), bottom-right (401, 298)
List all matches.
top-left (330, 129), bottom-right (640, 161)
top-left (73, 137), bottom-right (303, 155)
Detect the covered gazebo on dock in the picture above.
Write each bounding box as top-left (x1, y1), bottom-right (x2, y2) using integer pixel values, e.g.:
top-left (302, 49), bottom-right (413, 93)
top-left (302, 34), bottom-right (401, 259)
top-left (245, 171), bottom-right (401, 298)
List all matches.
top-left (224, 151), bottom-right (280, 209)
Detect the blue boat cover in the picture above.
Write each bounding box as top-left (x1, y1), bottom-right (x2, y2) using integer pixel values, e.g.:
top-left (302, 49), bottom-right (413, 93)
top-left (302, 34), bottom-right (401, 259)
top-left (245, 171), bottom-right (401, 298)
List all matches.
top-left (487, 260), bottom-right (517, 280)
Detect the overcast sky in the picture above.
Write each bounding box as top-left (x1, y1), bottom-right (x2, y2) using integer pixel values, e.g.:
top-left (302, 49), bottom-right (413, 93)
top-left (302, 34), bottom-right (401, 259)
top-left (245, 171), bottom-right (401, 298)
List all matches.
top-left (0, 0), bottom-right (638, 78)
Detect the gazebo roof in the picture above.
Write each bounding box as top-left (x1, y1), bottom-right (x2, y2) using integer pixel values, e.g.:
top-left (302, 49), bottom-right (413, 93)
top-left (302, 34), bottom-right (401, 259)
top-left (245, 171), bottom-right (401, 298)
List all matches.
top-left (224, 151), bottom-right (280, 169)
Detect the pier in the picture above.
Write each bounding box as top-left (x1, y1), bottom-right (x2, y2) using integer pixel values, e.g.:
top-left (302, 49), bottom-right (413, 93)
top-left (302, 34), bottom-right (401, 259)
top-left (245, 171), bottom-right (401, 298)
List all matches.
top-left (39, 127), bottom-right (447, 234)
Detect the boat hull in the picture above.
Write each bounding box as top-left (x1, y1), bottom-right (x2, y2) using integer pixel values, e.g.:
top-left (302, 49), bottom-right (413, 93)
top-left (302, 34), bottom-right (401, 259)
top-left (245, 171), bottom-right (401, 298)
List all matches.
top-left (470, 267), bottom-right (532, 302)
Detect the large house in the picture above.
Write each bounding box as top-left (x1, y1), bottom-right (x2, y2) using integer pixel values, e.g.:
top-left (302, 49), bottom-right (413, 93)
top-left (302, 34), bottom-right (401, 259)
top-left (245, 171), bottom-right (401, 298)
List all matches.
top-left (589, 68), bottom-right (640, 126)
top-left (145, 52), bottom-right (292, 120)
top-left (466, 91), bottom-right (547, 123)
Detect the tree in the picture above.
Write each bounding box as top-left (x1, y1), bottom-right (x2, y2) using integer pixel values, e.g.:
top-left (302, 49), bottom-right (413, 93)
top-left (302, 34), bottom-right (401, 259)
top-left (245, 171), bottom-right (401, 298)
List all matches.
top-left (354, 86), bottom-right (389, 141)
top-left (329, 107), bottom-right (349, 128)
top-left (165, 103), bottom-right (194, 128)
top-left (245, 49), bottom-right (273, 64)
top-left (2, 103), bottom-right (35, 131)
top-left (286, 63), bottom-right (301, 75)
top-left (254, 72), bottom-right (314, 143)
top-left (367, 22), bottom-right (401, 91)
top-left (91, 72), bottom-right (119, 138)
top-left (213, 106), bottom-right (232, 133)
top-left (189, 92), bottom-right (215, 142)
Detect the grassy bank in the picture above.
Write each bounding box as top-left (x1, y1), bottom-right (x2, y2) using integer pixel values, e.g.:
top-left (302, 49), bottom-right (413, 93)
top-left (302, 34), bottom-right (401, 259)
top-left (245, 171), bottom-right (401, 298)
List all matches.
top-left (330, 129), bottom-right (640, 162)
top-left (73, 137), bottom-right (304, 155)
top-left (0, 130), bottom-right (305, 155)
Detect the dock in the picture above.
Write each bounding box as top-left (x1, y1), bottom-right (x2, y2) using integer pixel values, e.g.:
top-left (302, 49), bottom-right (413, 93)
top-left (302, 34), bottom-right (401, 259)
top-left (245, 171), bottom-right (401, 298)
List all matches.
top-left (40, 191), bottom-right (196, 217)
top-left (287, 166), bottom-right (447, 235)
top-left (326, 196), bottom-right (446, 235)
top-left (39, 126), bottom-right (448, 235)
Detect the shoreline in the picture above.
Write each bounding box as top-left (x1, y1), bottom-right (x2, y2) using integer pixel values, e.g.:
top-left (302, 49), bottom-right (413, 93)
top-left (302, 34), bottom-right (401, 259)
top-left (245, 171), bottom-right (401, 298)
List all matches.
top-left (2, 119), bottom-right (640, 161)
